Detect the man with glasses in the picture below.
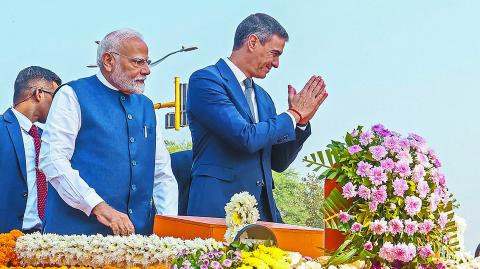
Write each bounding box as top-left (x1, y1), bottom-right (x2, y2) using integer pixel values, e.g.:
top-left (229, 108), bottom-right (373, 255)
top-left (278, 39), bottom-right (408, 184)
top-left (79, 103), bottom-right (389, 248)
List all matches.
top-left (0, 66), bottom-right (61, 233)
top-left (39, 29), bottom-right (178, 236)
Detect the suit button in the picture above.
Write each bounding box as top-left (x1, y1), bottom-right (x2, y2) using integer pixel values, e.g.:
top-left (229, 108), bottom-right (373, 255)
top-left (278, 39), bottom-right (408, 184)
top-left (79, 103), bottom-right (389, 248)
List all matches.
top-left (256, 180), bottom-right (264, 187)
top-left (132, 160), bottom-right (137, 166)
top-left (127, 114), bottom-right (133, 120)
top-left (129, 137), bottom-right (135, 143)
top-left (128, 209), bottom-right (133, 214)
top-left (23, 192), bottom-right (28, 197)
top-left (131, 184), bottom-right (137, 191)
top-left (121, 96), bottom-right (126, 101)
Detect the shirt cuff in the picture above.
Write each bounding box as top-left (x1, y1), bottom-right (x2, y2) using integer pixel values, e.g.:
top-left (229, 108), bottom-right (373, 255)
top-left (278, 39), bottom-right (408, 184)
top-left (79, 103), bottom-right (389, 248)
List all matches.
top-left (285, 111), bottom-right (297, 129)
top-left (285, 111), bottom-right (308, 130)
top-left (82, 191), bottom-right (104, 216)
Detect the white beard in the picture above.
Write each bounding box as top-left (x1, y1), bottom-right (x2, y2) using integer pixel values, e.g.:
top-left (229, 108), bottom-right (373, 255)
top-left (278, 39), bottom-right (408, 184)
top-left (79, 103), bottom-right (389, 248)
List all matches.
top-left (111, 63), bottom-right (146, 94)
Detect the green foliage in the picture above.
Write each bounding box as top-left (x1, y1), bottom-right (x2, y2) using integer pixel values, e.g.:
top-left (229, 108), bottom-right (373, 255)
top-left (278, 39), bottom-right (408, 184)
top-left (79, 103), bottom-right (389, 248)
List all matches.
top-left (273, 170), bottom-right (324, 228)
top-left (164, 140), bottom-right (192, 153)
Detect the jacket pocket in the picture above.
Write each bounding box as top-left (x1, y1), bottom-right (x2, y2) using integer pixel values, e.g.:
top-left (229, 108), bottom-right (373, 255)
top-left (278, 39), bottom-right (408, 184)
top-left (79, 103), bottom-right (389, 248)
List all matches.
top-left (193, 164), bottom-right (235, 182)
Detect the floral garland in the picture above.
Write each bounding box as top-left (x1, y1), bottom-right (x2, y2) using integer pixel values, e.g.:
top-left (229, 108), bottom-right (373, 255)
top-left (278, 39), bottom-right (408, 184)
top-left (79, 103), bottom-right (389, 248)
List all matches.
top-left (15, 233), bottom-right (222, 268)
top-left (303, 124), bottom-right (459, 268)
top-left (224, 192), bottom-right (260, 243)
top-left (0, 230), bottom-right (22, 266)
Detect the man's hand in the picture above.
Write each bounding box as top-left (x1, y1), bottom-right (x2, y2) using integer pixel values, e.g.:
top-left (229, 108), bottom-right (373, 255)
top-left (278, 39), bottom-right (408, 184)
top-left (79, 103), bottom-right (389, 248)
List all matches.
top-left (287, 75), bottom-right (328, 125)
top-left (92, 202), bottom-right (135, 236)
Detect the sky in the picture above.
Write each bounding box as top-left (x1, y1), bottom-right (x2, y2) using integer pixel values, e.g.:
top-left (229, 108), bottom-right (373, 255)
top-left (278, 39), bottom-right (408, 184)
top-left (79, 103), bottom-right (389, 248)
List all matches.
top-left (1, 1), bottom-right (479, 252)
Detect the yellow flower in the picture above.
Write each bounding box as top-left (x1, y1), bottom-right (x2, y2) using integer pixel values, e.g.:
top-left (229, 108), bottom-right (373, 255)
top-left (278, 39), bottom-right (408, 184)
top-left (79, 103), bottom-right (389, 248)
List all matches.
top-left (232, 212), bottom-right (242, 225)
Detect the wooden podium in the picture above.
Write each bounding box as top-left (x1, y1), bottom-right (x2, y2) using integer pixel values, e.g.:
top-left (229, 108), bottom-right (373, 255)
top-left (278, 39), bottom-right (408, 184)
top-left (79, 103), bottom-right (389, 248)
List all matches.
top-left (154, 215), bottom-right (325, 258)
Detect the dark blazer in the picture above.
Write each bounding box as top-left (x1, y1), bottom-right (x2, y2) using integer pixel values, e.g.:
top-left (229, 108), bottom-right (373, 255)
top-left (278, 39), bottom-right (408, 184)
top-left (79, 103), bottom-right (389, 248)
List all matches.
top-left (170, 150), bottom-right (193, 215)
top-left (186, 59), bottom-right (311, 222)
top-left (0, 108), bottom-right (29, 232)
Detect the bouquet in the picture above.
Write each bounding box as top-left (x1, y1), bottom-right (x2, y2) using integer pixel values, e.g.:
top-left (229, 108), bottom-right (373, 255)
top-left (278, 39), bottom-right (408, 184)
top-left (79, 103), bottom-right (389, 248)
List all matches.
top-left (303, 124), bottom-right (459, 268)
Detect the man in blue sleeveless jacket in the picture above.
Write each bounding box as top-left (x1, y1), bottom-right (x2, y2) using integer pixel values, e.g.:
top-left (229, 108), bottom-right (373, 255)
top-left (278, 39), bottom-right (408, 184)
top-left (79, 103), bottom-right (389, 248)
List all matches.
top-left (39, 29), bottom-right (178, 236)
top-left (0, 66), bottom-right (61, 233)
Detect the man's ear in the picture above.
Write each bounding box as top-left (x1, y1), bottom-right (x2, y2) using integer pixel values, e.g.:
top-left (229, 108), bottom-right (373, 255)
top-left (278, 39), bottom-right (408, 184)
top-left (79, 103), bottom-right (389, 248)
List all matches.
top-left (33, 88), bottom-right (43, 102)
top-left (102, 53), bottom-right (115, 72)
top-left (246, 34), bottom-right (259, 52)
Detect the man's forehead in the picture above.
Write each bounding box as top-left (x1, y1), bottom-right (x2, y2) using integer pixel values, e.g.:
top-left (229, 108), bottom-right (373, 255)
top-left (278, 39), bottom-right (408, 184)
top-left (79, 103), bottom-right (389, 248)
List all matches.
top-left (118, 37), bottom-right (149, 55)
top-left (265, 34), bottom-right (286, 50)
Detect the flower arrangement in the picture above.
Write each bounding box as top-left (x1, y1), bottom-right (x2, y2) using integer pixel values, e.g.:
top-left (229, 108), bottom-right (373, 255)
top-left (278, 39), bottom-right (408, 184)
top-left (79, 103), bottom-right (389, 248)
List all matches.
top-left (0, 230), bottom-right (23, 266)
top-left (303, 124), bottom-right (459, 268)
top-left (224, 192), bottom-right (260, 243)
top-left (15, 233), bottom-right (222, 268)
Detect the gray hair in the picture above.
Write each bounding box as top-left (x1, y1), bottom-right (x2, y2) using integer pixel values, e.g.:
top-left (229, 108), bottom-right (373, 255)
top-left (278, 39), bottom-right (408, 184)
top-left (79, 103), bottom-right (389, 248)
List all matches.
top-left (233, 13), bottom-right (289, 50)
top-left (96, 29), bottom-right (144, 67)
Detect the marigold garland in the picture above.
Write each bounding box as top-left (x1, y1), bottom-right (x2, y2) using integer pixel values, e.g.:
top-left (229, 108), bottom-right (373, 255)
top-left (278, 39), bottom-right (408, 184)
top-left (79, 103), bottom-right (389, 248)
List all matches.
top-left (0, 230), bottom-right (23, 266)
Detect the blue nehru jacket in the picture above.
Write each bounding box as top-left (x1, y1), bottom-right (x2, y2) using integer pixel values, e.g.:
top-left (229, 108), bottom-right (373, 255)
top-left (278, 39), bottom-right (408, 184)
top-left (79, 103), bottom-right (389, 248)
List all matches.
top-left (43, 75), bottom-right (157, 235)
top-left (0, 109), bottom-right (29, 232)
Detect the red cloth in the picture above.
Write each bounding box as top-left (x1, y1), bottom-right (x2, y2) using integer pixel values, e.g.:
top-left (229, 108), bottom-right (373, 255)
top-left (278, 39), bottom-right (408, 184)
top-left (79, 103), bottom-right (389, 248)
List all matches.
top-left (28, 125), bottom-right (47, 220)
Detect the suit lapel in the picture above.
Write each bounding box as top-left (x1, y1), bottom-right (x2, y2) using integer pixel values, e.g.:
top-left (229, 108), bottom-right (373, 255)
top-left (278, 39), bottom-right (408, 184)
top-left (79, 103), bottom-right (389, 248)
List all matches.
top-left (3, 109), bottom-right (27, 183)
top-left (215, 59), bottom-right (255, 123)
top-left (253, 84), bottom-right (270, 122)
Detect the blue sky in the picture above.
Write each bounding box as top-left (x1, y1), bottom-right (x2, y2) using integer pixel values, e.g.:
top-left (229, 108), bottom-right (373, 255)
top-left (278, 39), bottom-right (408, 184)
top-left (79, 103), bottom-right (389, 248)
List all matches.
top-left (1, 1), bottom-right (479, 252)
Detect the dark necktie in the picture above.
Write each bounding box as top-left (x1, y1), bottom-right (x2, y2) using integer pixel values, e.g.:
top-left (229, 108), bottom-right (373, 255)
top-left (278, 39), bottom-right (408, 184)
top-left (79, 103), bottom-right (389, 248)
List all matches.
top-left (243, 78), bottom-right (257, 122)
top-left (28, 125), bottom-right (47, 220)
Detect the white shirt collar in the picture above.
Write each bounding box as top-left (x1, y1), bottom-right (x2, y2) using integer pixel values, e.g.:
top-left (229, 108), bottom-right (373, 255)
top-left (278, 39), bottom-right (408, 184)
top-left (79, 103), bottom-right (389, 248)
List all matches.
top-left (96, 71), bottom-right (120, 92)
top-left (11, 108), bottom-right (33, 132)
top-left (224, 57), bottom-right (249, 86)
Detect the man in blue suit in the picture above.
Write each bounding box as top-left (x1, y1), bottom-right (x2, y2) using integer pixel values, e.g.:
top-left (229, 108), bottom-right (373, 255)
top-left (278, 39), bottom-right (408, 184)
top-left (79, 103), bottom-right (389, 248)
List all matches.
top-left (187, 13), bottom-right (328, 222)
top-left (0, 66), bottom-right (61, 233)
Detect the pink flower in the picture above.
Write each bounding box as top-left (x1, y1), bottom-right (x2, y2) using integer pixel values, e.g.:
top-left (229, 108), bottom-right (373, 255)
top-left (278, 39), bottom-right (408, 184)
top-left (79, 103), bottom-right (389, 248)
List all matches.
top-left (416, 180), bottom-right (430, 199)
top-left (370, 145), bottom-right (387, 161)
top-left (418, 244), bottom-right (434, 258)
top-left (397, 149), bottom-right (413, 164)
top-left (413, 165), bottom-right (426, 183)
top-left (405, 196), bottom-right (422, 217)
top-left (380, 158), bottom-right (395, 172)
top-left (395, 162), bottom-right (412, 178)
top-left (348, 145), bottom-right (362, 155)
top-left (418, 220), bottom-right (434, 235)
top-left (369, 167), bottom-right (387, 186)
top-left (438, 213), bottom-right (448, 230)
top-left (383, 136), bottom-right (400, 152)
top-left (379, 242), bottom-right (395, 262)
top-left (393, 243), bottom-right (416, 263)
top-left (363, 241), bottom-right (373, 251)
top-left (351, 222), bottom-right (363, 232)
top-left (371, 124), bottom-right (391, 137)
top-left (338, 211), bottom-right (351, 223)
top-left (342, 182), bottom-right (357, 199)
top-left (393, 178), bottom-right (409, 197)
top-left (388, 218), bottom-right (404, 235)
top-left (351, 129), bottom-right (359, 137)
top-left (370, 219), bottom-right (388, 235)
top-left (416, 152), bottom-right (430, 167)
top-left (369, 201), bottom-right (378, 212)
top-left (398, 138), bottom-right (411, 151)
top-left (357, 185), bottom-right (371, 200)
top-left (429, 193), bottom-right (441, 212)
top-left (404, 219), bottom-right (419, 236)
top-left (371, 185), bottom-right (388, 204)
top-left (360, 131), bottom-right (374, 146)
top-left (356, 161), bottom-right (372, 177)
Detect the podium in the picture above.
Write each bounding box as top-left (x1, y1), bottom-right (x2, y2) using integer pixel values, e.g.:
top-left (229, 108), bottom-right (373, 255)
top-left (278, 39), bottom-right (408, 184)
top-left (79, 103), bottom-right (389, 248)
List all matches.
top-left (154, 215), bottom-right (325, 258)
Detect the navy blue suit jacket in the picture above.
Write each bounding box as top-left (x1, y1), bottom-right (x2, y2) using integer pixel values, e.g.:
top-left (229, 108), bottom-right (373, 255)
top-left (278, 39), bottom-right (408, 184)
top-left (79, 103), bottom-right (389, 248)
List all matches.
top-left (186, 59), bottom-right (311, 222)
top-left (0, 108), bottom-right (29, 232)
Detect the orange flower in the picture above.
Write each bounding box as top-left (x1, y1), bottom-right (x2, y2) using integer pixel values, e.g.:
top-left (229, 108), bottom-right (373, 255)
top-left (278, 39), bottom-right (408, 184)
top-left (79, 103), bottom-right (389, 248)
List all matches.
top-left (0, 230), bottom-right (23, 266)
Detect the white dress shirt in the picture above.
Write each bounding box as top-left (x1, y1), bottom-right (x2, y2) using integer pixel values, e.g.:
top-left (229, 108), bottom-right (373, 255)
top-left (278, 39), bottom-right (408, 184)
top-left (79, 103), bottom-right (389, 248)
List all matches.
top-left (39, 72), bottom-right (178, 217)
top-left (224, 58), bottom-right (304, 130)
top-left (11, 108), bottom-right (42, 230)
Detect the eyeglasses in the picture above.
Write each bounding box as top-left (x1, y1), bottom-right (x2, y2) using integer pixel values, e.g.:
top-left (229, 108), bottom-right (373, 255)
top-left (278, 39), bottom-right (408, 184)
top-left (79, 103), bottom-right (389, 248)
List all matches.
top-left (13, 87), bottom-right (56, 107)
top-left (109, 51), bottom-right (151, 68)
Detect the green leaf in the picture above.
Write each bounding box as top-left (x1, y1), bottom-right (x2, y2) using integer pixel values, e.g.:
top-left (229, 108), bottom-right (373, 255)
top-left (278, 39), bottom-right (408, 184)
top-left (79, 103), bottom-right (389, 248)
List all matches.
top-left (326, 149), bottom-right (334, 166)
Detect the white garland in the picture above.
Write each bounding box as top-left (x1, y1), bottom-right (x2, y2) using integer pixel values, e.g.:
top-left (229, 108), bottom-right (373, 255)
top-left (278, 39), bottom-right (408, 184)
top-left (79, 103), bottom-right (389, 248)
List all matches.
top-left (224, 192), bottom-right (260, 243)
top-left (15, 233), bottom-right (223, 268)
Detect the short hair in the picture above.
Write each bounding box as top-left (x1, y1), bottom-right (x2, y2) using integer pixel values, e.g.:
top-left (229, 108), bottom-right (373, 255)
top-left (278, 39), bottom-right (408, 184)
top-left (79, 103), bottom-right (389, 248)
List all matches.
top-left (96, 29), bottom-right (144, 67)
top-left (233, 13), bottom-right (289, 50)
top-left (13, 66), bottom-right (62, 104)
